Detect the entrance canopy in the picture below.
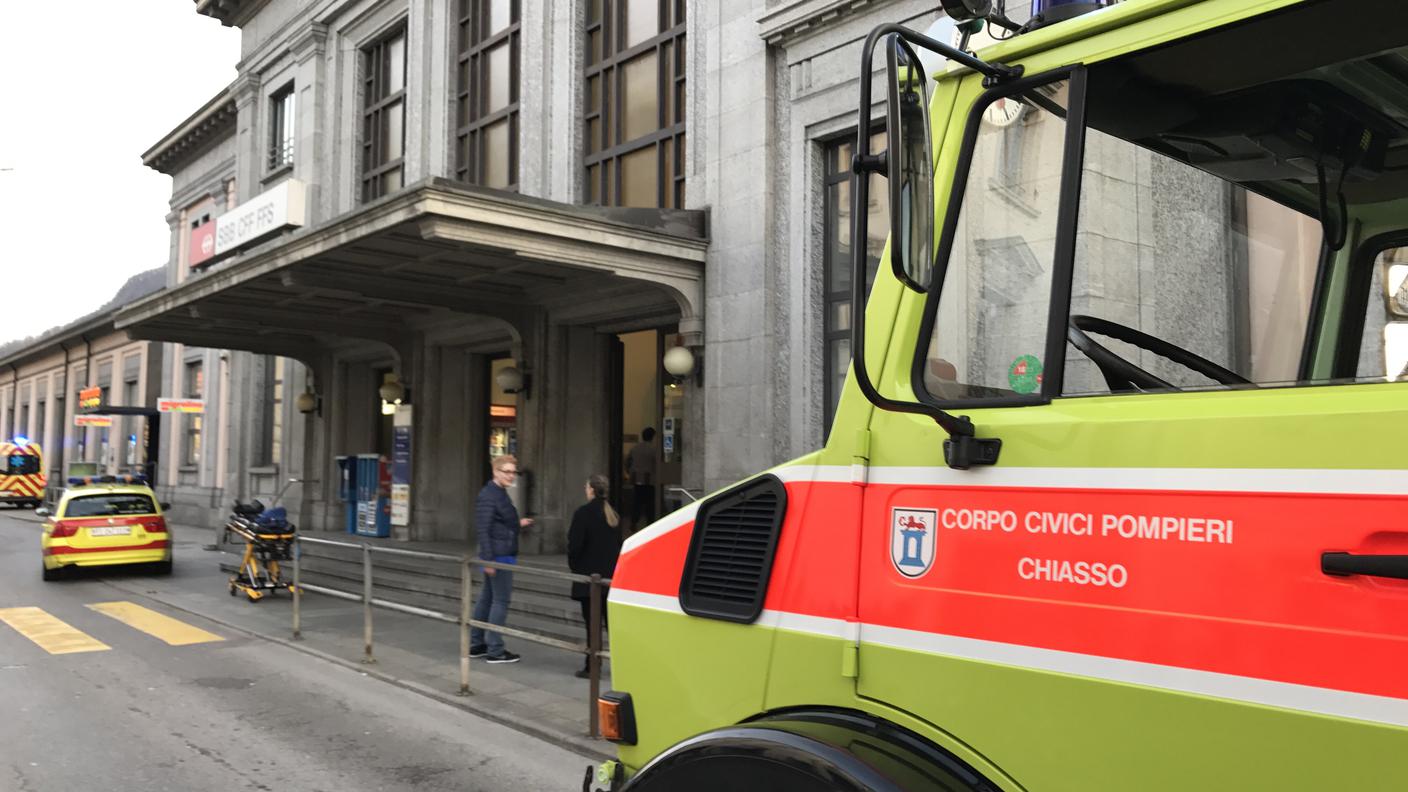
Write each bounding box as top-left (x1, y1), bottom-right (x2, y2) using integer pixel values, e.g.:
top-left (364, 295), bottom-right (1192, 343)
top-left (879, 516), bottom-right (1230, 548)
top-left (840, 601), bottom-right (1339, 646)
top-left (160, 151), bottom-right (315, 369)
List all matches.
top-left (115, 179), bottom-right (708, 360)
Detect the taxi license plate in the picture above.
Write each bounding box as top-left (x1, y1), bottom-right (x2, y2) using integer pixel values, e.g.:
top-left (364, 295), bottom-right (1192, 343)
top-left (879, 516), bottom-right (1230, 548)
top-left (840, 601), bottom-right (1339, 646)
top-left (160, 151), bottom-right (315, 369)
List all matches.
top-left (89, 526), bottom-right (131, 537)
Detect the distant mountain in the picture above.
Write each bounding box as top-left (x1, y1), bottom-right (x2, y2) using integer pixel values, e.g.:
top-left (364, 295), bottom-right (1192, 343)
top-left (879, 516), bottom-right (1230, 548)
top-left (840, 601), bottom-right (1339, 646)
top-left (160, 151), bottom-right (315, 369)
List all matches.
top-left (96, 267), bottom-right (164, 313)
top-left (0, 267), bottom-right (165, 360)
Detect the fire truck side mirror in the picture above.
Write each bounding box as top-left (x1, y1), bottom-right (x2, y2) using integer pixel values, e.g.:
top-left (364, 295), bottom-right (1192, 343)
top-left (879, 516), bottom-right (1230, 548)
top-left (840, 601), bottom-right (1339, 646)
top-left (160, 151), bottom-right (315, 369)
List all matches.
top-left (886, 34), bottom-right (936, 292)
top-left (1384, 263), bottom-right (1408, 318)
top-left (1379, 261), bottom-right (1408, 380)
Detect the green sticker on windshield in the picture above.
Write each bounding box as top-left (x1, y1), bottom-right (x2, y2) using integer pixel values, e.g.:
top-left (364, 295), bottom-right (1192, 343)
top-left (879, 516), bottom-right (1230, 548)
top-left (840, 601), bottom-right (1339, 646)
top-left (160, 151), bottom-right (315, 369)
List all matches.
top-left (1008, 355), bottom-right (1043, 394)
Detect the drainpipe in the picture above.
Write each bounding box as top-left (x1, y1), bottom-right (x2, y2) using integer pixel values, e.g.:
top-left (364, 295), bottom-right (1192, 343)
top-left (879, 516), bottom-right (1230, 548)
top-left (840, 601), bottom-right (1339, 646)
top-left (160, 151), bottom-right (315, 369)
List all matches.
top-left (5, 363), bottom-right (16, 441)
top-left (81, 333), bottom-right (92, 464)
top-left (58, 340), bottom-right (70, 485)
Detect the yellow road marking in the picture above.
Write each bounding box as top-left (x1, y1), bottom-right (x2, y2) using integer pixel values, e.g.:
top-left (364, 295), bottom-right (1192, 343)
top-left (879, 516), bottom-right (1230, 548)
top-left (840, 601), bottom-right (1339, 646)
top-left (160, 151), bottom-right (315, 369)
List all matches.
top-left (0, 607), bottom-right (110, 654)
top-left (86, 601), bottom-right (224, 646)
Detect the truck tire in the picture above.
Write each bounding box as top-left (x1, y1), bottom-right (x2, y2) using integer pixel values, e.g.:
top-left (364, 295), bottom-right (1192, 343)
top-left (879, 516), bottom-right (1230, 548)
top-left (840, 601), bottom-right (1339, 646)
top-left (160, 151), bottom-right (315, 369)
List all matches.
top-left (621, 709), bottom-right (999, 792)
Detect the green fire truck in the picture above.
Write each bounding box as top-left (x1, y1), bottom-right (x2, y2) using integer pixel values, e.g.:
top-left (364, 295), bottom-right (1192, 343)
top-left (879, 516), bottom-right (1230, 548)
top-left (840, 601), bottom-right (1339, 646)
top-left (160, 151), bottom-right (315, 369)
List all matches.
top-left (595, 0), bottom-right (1408, 788)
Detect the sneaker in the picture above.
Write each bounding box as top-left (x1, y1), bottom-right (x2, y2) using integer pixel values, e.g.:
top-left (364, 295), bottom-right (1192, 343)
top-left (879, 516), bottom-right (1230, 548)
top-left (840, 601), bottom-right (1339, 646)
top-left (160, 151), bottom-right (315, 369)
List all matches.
top-left (485, 651), bottom-right (521, 664)
top-left (468, 644), bottom-right (488, 658)
top-left (574, 667), bottom-right (591, 679)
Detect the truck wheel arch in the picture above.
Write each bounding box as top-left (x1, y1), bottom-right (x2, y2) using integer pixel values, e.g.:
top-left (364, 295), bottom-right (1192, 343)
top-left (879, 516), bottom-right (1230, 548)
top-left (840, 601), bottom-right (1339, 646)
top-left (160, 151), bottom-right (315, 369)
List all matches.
top-left (620, 709), bottom-right (1003, 792)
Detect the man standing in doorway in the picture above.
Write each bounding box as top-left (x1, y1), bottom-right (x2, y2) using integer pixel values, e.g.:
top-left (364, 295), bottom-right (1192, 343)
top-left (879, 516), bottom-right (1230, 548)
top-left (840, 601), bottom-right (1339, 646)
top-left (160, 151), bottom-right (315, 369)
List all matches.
top-left (626, 426), bottom-right (658, 531)
top-left (470, 454), bottom-right (533, 664)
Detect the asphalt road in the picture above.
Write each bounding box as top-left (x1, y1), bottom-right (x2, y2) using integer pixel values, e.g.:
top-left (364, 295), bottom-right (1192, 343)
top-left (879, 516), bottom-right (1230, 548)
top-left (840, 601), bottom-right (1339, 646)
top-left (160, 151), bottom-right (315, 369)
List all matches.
top-left (0, 510), bottom-right (594, 792)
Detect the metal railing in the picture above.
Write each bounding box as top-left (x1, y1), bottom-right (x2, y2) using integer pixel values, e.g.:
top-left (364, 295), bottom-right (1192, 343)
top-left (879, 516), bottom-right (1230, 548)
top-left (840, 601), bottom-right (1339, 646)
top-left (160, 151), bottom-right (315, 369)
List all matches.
top-left (667, 485), bottom-right (702, 503)
top-left (291, 535), bottom-right (611, 738)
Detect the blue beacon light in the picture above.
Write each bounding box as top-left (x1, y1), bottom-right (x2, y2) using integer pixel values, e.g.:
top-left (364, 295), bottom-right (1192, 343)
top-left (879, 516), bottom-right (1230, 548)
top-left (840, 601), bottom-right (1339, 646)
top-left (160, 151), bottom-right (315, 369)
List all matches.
top-left (13, 436), bottom-right (29, 447)
top-left (1030, 0), bottom-right (1113, 29)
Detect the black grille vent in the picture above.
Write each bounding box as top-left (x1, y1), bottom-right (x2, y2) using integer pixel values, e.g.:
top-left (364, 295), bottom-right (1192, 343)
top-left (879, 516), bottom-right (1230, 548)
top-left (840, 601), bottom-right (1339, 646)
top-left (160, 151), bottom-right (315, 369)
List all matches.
top-left (679, 474), bottom-right (787, 623)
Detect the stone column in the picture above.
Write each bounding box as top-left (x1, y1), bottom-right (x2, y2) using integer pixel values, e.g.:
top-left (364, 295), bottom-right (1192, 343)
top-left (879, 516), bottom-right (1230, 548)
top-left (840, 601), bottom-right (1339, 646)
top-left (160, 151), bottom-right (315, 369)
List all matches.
top-left (406, 0), bottom-right (448, 184)
top-left (297, 353), bottom-right (335, 533)
top-left (403, 333), bottom-right (435, 542)
top-left (523, 309), bottom-right (552, 552)
top-left (696, 0), bottom-right (777, 493)
top-left (40, 375), bottom-right (56, 463)
top-left (291, 22), bottom-right (328, 224)
top-left (230, 72), bottom-right (262, 204)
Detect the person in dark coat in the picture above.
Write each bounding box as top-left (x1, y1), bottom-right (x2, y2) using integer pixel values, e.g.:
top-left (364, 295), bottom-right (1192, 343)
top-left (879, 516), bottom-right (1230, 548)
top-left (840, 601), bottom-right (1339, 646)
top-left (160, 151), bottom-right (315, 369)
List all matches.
top-left (567, 473), bottom-right (622, 678)
top-left (470, 454), bottom-right (533, 664)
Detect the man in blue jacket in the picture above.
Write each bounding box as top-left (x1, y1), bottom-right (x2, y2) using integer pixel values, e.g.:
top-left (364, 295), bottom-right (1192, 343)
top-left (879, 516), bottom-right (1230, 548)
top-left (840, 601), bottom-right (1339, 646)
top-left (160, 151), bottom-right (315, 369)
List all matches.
top-left (470, 454), bottom-right (534, 663)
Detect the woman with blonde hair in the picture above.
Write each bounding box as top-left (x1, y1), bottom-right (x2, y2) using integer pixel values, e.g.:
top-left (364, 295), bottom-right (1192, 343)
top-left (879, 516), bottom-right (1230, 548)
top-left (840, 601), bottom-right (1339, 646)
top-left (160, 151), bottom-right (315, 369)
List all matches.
top-left (567, 473), bottom-right (622, 678)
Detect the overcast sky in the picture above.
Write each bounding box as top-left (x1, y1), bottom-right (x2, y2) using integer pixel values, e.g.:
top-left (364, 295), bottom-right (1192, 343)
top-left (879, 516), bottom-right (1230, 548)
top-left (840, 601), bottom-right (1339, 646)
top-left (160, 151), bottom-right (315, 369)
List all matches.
top-left (0, 3), bottom-right (240, 345)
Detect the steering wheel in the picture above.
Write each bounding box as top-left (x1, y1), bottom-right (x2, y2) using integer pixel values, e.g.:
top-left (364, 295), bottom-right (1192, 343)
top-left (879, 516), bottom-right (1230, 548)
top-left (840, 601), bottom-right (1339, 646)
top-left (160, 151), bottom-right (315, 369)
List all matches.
top-left (1067, 315), bottom-right (1252, 392)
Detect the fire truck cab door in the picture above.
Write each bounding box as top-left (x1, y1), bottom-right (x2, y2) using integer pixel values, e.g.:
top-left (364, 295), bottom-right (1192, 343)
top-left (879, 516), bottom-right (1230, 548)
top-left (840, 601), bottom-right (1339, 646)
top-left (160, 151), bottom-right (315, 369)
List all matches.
top-left (850, 59), bottom-right (1408, 787)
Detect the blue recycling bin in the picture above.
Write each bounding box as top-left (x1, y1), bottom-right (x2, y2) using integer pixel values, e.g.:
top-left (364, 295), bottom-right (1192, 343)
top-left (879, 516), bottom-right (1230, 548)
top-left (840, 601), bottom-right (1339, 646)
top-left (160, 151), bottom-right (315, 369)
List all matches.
top-left (354, 454), bottom-right (391, 537)
top-left (335, 455), bottom-right (357, 534)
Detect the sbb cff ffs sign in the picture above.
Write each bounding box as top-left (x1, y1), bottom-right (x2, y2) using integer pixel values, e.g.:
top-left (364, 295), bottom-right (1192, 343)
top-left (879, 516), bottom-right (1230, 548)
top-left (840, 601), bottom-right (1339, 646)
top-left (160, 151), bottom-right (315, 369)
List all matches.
top-left (211, 180), bottom-right (306, 261)
top-left (78, 387), bottom-right (102, 410)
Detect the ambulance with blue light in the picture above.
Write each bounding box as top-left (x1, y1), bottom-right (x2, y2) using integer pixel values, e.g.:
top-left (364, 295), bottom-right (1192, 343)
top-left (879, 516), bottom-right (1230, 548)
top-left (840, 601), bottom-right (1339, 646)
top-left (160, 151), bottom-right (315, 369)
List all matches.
top-left (592, 0), bottom-right (1408, 789)
top-left (0, 436), bottom-right (46, 508)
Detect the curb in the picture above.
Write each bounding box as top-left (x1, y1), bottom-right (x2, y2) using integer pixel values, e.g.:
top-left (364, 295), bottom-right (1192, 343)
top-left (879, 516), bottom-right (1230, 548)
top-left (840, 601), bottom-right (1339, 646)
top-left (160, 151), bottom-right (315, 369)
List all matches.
top-left (99, 577), bottom-right (613, 762)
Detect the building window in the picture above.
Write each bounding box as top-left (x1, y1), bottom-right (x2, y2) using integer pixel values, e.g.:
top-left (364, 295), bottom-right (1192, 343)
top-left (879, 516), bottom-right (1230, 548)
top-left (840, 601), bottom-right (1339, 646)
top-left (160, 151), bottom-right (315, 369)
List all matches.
top-left (123, 378), bottom-right (139, 465)
top-left (53, 394), bottom-right (64, 469)
top-left (455, 0), bottom-right (520, 190)
top-left (361, 24), bottom-right (408, 202)
top-left (98, 385), bottom-right (111, 466)
top-left (183, 362), bottom-right (203, 466)
top-left (268, 83), bottom-right (296, 171)
top-left (822, 129), bottom-right (887, 428)
top-left (584, 0), bottom-right (686, 208)
top-left (71, 371), bottom-right (86, 460)
top-left (260, 357), bottom-right (284, 465)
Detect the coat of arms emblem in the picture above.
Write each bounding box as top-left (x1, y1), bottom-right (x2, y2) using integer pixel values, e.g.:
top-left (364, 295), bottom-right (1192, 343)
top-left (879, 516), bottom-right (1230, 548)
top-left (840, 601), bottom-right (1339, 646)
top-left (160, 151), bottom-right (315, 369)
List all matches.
top-left (890, 508), bottom-right (936, 578)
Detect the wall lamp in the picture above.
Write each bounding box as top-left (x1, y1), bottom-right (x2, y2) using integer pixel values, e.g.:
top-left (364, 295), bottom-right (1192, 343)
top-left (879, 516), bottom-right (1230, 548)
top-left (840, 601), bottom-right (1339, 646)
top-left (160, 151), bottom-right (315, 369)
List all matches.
top-left (664, 344), bottom-right (702, 387)
top-left (295, 389), bottom-right (320, 415)
top-left (495, 364), bottom-right (530, 399)
top-left (380, 372), bottom-right (407, 415)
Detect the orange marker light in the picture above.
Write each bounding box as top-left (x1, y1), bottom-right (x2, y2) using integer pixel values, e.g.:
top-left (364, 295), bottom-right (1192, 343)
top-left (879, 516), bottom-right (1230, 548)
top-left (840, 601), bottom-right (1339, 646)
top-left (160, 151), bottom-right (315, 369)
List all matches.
top-left (598, 699), bottom-right (622, 741)
top-left (597, 691), bottom-right (636, 744)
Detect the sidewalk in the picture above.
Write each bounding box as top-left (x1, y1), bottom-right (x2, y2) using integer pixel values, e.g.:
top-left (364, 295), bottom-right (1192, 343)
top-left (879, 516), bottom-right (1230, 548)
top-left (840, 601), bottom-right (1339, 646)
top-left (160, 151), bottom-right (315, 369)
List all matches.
top-left (20, 511), bottom-right (612, 760)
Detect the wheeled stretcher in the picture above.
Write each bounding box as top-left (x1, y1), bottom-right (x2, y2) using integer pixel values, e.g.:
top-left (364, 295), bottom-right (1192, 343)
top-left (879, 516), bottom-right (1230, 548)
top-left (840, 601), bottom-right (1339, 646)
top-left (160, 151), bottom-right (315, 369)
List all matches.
top-left (225, 500), bottom-right (298, 601)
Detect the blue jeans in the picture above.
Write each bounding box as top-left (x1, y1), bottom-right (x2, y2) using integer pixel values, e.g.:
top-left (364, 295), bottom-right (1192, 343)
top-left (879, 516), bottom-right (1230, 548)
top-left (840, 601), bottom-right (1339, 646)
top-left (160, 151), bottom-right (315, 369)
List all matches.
top-left (470, 567), bottom-right (514, 655)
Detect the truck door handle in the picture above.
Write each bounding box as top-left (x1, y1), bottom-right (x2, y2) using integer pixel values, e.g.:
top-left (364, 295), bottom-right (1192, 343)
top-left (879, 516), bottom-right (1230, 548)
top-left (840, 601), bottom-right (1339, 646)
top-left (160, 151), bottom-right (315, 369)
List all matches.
top-left (1321, 552), bottom-right (1408, 581)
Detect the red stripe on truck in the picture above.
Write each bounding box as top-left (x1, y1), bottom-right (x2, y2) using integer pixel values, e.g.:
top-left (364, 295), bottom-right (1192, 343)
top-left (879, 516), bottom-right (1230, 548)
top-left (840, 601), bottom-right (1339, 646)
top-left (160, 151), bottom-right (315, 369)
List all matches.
top-left (611, 477), bottom-right (1408, 704)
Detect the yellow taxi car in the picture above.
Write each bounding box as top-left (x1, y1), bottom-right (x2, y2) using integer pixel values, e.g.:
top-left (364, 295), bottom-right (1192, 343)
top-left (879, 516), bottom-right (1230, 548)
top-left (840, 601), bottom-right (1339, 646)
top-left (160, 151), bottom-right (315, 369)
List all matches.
top-left (40, 475), bottom-right (172, 580)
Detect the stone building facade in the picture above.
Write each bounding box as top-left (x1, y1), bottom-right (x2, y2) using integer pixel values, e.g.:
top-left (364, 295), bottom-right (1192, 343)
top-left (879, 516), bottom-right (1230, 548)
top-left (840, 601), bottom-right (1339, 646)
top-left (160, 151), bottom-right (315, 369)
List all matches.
top-left (90, 0), bottom-right (973, 553)
top-left (11, 1), bottom-right (1095, 550)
